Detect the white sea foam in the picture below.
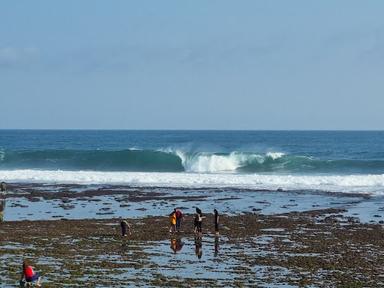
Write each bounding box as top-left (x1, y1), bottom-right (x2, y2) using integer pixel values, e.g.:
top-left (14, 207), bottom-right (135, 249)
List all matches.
top-left (177, 152), bottom-right (239, 172)
top-left (174, 150), bottom-right (265, 173)
top-left (0, 169), bottom-right (383, 194)
top-left (266, 152), bottom-right (285, 160)
top-left (147, 148), bottom-right (287, 172)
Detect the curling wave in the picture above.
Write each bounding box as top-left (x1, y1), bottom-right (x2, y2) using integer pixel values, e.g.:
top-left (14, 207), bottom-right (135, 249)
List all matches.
top-left (0, 148), bottom-right (384, 174)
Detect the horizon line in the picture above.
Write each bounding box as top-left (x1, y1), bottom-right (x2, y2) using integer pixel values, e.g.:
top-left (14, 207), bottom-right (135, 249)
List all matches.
top-left (1, 128), bottom-right (384, 132)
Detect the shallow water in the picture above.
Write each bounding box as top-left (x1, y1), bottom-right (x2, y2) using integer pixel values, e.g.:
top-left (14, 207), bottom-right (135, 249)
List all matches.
top-left (0, 234), bottom-right (299, 287)
top-left (3, 184), bottom-right (376, 223)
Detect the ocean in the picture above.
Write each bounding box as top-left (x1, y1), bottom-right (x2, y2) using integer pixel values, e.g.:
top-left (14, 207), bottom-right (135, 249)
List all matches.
top-left (1, 131), bottom-right (384, 287)
top-left (1, 130), bottom-right (384, 194)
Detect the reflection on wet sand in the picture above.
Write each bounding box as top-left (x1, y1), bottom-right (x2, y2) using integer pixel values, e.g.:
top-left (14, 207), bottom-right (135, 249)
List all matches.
top-left (167, 235), bottom-right (218, 259)
top-left (194, 236), bottom-right (203, 259)
top-left (120, 242), bottom-right (129, 253)
top-left (0, 182), bottom-right (6, 222)
top-left (0, 198), bottom-right (5, 222)
top-left (214, 236), bottom-right (219, 257)
top-left (170, 238), bottom-right (184, 254)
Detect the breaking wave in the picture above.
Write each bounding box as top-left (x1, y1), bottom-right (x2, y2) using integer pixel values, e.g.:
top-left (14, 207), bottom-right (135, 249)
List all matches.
top-left (0, 148), bottom-right (384, 174)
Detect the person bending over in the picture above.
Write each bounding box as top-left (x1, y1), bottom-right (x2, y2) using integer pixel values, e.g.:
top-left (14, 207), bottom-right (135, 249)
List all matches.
top-left (20, 260), bottom-right (41, 287)
top-left (120, 218), bottom-right (131, 237)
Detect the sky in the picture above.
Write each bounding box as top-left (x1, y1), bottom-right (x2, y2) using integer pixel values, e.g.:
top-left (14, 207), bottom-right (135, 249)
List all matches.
top-left (1, 0), bottom-right (384, 130)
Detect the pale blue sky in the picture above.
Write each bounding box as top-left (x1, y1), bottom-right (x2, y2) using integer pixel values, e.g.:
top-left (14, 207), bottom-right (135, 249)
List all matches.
top-left (1, 0), bottom-right (384, 129)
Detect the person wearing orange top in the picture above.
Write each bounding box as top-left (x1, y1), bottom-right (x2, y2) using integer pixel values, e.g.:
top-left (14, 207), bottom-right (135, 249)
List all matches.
top-left (169, 209), bottom-right (177, 233)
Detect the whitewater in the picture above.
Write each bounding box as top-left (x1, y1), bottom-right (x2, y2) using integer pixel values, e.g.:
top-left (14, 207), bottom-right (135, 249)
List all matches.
top-left (1, 130), bottom-right (384, 195)
top-left (1, 169), bottom-right (383, 194)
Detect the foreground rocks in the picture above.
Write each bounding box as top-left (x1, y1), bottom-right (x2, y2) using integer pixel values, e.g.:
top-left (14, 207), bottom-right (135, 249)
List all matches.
top-left (0, 209), bottom-right (383, 287)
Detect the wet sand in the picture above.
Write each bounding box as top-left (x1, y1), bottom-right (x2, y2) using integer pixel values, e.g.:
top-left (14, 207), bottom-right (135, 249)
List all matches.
top-left (1, 209), bottom-right (384, 287)
top-left (1, 183), bottom-right (384, 287)
top-left (4, 183), bottom-right (382, 223)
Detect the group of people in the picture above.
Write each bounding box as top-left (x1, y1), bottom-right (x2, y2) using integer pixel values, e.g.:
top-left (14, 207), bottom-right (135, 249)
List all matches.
top-left (169, 208), bottom-right (220, 259)
top-left (119, 207), bottom-right (220, 237)
top-left (194, 208), bottom-right (219, 235)
top-left (172, 207), bottom-right (220, 235)
top-left (10, 183), bottom-right (220, 287)
top-left (169, 208), bottom-right (184, 233)
top-left (20, 206), bottom-right (219, 287)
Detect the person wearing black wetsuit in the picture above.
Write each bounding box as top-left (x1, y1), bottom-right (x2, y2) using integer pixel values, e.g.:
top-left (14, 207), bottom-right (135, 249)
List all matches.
top-left (214, 209), bottom-right (219, 235)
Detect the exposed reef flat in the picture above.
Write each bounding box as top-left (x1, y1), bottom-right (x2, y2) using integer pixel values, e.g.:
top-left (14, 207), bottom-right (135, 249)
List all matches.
top-left (1, 209), bottom-right (383, 287)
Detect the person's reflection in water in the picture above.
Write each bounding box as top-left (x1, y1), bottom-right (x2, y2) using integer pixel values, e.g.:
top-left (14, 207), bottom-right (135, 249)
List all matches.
top-left (0, 182), bottom-right (6, 193)
top-left (121, 241), bottom-right (128, 252)
top-left (214, 235), bottom-right (219, 257)
top-left (0, 198), bottom-right (5, 223)
top-left (194, 236), bottom-right (203, 259)
top-left (170, 237), bottom-right (184, 254)
top-left (119, 242), bottom-right (131, 263)
top-left (0, 182), bottom-right (6, 223)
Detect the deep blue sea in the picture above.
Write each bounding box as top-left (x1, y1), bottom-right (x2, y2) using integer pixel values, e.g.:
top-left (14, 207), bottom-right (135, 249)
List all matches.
top-left (0, 130), bottom-right (384, 193)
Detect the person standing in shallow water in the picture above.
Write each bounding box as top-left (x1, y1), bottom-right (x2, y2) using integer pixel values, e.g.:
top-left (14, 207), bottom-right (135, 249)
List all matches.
top-left (169, 209), bottom-right (177, 233)
top-left (175, 208), bottom-right (183, 232)
top-left (195, 207), bottom-right (203, 234)
top-left (214, 209), bottom-right (219, 235)
top-left (120, 218), bottom-right (131, 237)
top-left (193, 212), bottom-right (199, 234)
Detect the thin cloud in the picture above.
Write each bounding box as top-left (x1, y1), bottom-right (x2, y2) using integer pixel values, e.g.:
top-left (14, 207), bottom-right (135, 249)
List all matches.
top-left (359, 28), bottom-right (384, 64)
top-left (0, 46), bottom-right (39, 69)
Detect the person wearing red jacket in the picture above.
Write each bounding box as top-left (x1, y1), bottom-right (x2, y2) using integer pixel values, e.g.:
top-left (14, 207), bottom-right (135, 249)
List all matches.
top-left (20, 260), bottom-right (41, 287)
top-left (175, 208), bottom-right (183, 232)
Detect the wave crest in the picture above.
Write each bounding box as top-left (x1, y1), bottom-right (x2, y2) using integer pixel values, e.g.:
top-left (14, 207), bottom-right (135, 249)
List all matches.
top-left (176, 151), bottom-right (268, 173)
top-left (1, 148), bottom-right (384, 174)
